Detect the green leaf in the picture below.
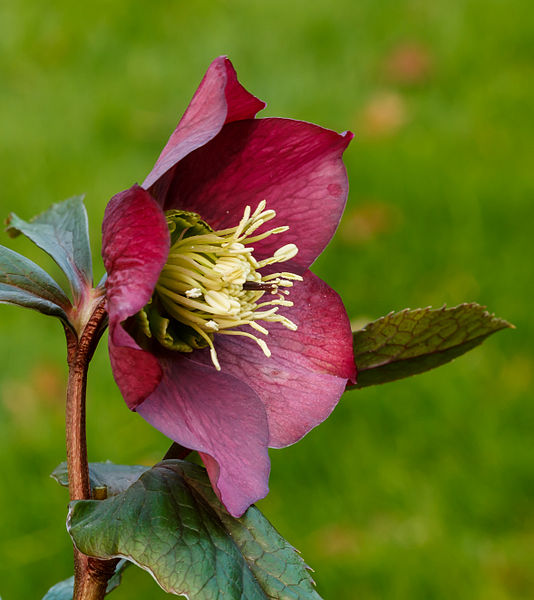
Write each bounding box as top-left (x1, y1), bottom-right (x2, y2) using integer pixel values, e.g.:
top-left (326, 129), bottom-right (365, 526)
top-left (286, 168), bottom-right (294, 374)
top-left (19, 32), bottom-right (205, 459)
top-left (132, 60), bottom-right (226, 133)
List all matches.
top-left (350, 303), bottom-right (513, 389)
top-left (51, 461), bottom-right (149, 497)
top-left (0, 244), bottom-right (70, 322)
top-left (68, 460), bottom-right (322, 600)
top-left (42, 560), bottom-right (128, 599)
top-left (42, 577), bottom-right (73, 600)
top-left (6, 195), bottom-right (93, 302)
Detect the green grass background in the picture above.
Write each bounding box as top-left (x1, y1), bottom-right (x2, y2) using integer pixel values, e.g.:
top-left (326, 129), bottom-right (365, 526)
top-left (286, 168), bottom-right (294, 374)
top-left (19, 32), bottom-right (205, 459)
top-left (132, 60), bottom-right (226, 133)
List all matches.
top-left (0, 1), bottom-right (532, 598)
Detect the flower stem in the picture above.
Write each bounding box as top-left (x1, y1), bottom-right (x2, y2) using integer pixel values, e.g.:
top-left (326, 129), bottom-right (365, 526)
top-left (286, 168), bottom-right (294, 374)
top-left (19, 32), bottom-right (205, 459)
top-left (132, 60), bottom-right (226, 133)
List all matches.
top-left (64, 298), bottom-right (117, 600)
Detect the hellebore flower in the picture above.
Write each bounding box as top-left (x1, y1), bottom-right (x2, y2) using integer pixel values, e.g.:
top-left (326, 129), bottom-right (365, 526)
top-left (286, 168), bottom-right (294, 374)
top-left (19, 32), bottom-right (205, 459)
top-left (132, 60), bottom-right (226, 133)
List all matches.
top-left (102, 56), bottom-right (356, 517)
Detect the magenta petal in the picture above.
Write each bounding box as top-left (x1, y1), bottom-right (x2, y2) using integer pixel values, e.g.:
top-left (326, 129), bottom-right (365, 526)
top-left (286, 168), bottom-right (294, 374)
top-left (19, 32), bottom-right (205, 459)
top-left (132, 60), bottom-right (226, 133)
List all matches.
top-left (102, 184), bottom-right (169, 324)
top-left (108, 324), bottom-right (162, 411)
top-left (212, 271), bottom-right (356, 448)
top-left (136, 354), bottom-right (270, 517)
top-left (157, 118), bottom-right (352, 269)
top-left (102, 184), bottom-right (168, 410)
top-left (143, 56), bottom-right (265, 193)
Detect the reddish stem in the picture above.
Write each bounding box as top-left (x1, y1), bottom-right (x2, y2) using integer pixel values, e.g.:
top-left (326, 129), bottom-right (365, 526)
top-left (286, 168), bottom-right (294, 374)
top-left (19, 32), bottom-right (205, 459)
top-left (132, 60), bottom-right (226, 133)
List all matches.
top-left (64, 299), bottom-right (117, 600)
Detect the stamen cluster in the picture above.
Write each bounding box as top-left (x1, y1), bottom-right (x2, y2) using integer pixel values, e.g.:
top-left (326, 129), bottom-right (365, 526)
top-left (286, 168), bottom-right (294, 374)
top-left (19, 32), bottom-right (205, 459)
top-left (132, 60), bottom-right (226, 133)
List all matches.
top-left (153, 201), bottom-right (302, 370)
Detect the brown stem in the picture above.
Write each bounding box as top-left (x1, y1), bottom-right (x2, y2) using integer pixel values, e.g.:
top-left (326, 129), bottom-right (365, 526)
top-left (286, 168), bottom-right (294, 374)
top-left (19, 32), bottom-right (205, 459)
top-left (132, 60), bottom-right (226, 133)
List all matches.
top-left (162, 441), bottom-right (192, 461)
top-left (64, 299), bottom-right (117, 600)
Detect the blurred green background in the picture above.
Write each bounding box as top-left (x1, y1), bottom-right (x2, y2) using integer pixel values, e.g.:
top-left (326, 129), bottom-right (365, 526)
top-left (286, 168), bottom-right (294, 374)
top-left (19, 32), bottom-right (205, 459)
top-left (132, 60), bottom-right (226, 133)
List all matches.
top-left (0, 1), bottom-right (532, 598)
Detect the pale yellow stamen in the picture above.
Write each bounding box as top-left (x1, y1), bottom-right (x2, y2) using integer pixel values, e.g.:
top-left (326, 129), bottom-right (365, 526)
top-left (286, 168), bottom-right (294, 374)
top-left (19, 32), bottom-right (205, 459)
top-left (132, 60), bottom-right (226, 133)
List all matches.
top-left (155, 201), bottom-right (303, 370)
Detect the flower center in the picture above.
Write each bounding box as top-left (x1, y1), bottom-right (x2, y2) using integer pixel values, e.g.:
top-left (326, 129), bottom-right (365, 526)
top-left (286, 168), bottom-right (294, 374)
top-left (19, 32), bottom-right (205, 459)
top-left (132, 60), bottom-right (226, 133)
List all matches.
top-left (133, 201), bottom-right (302, 371)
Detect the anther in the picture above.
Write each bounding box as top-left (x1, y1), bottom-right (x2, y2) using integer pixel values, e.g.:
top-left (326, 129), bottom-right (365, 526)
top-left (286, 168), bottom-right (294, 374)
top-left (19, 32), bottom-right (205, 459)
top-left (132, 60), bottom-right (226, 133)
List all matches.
top-left (242, 281), bottom-right (279, 292)
top-left (185, 288), bottom-right (203, 298)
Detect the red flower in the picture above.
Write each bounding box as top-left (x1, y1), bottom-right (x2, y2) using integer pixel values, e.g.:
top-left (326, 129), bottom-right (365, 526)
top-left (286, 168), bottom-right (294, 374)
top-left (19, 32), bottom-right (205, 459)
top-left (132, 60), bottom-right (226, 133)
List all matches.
top-left (102, 57), bottom-right (356, 517)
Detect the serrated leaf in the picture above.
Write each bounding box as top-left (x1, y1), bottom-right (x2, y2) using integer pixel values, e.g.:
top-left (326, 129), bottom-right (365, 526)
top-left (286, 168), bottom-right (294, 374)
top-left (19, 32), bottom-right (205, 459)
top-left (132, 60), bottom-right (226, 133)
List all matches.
top-left (42, 560), bottom-right (128, 599)
top-left (350, 303), bottom-right (513, 389)
top-left (0, 244), bottom-right (70, 322)
top-left (6, 195), bottom-right (93, 302)
top-left (68, 460), bottom-right (322, 600)
top-left (51, 461), bottom-right (149, 497)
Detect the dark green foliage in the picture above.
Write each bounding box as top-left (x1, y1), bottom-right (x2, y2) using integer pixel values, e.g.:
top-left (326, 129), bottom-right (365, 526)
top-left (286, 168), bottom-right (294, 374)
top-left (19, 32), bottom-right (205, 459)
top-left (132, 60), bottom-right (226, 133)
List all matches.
top-left (0, 245), bottom-right (70, 322)
top-left (51, 461), bottom-right (149, 497)
top-left (7, 196), bottom-right (93, 302)
top-left (351, 304), bottom-right (513, 388)
top-left (68, 460), bottom-right (321, 599)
